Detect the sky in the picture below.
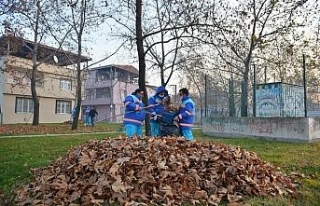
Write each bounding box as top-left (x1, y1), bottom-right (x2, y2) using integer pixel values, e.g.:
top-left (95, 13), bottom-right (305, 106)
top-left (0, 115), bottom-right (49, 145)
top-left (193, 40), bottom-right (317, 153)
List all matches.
top-left (0, 18), bottom-right (165, 90)
top-left (0, 27), bottom-right (178, 98)
top-left (85, 25), bottom-right (178, 91)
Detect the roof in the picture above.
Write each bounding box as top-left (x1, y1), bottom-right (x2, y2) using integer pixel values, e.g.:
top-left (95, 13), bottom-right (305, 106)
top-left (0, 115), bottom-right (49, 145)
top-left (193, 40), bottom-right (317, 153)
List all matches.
top-left (90, 64), bottom-right (139, 75)
top-left (112, 64), bottom-right (139, 75)
top-left (256, 82), bottom-right (303, 87)
top-left (0, 35), bottom-right (91, 66)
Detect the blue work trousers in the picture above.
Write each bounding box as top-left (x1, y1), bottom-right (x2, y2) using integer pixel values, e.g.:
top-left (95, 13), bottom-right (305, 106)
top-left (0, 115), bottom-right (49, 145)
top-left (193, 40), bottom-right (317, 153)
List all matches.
top-left (150, 121), bottom-right (161, 137)
top-left (181, 129), bottom-right (194, 141)
top-left (125, 123), bottom-right (143, 138)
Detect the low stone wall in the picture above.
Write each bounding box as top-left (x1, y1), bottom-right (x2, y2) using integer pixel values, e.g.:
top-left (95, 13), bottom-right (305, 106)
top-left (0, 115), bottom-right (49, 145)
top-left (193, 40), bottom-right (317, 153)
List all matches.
top-left (203, 117), bottom-right (320, 143)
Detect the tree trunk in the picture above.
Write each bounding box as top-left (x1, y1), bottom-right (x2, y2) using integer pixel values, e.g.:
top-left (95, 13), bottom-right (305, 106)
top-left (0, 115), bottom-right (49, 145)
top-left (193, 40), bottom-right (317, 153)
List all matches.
top-left (228, 79), bottom-right (236, 117)
top-left (240, 63), bottom-right (250, 117)
top-left (71, 38), bottom-right (83, 130)
top-left (136, 0), bottom-right (149, 135)
top-left (32, 0), bottom-right (41, 126)
top-left (31, 65), bottom-right (40, 125)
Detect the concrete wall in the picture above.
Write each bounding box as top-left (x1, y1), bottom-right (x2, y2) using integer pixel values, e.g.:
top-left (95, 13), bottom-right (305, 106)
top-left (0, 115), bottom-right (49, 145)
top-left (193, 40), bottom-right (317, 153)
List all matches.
top-left (203, 117), bottom-right (320, 143)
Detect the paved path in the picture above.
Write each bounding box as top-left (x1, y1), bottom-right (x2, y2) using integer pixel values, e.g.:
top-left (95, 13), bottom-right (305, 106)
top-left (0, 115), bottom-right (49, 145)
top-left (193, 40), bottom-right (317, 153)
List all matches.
top-left (0, 131), bottom-right (120, 139)
top-left (0, 127), bottom-right (202, 139)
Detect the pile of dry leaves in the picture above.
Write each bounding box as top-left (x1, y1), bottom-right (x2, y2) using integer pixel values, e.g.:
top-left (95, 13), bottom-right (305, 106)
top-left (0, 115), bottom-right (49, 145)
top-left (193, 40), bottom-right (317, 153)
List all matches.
top-left (15, 137), bottom-right (297, 206)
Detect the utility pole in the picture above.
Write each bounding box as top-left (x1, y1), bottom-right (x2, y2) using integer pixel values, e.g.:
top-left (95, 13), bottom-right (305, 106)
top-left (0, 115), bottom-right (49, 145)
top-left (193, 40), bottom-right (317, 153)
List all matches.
top-left (253, 64), bottom-right (256, 117)
top-left (205, 74), bottom-right (208, 117)
top-left (264, 65), bottom-right (267, 83)
top-left (110, 67), bottom-right (114, 122)
top-left (303, 54), bottom-right (307, 117)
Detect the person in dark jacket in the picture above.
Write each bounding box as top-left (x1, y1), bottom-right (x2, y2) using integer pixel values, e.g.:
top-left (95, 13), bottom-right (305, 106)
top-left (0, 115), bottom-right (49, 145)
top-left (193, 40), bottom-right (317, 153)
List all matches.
top-left (123, 88), bottom-right (146, 138)
top-left (148, 86), bottom-right (168, 136)
top-left (89, 107), bottom-right (98, 126)
top-left (175, 88), bottom-right (195, 140)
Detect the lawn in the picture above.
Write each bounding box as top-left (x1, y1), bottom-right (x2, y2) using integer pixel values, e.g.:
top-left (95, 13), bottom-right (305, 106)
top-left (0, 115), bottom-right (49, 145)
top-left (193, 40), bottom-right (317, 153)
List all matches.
top-left (0, 127), bottom-right (320, 205)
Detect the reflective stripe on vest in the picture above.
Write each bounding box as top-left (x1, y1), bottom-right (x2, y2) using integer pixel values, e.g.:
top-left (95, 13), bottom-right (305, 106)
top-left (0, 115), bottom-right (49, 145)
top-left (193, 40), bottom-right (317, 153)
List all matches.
top-left (179, 123), bottom-right (194, 127)
top-left (125, 95), bottom-right (141, 107)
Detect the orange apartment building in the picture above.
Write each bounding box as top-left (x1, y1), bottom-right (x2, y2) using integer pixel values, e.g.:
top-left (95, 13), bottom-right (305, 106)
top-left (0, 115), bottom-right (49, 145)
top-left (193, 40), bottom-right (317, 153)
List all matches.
top-left (0, 35), bottom-right (90, 124)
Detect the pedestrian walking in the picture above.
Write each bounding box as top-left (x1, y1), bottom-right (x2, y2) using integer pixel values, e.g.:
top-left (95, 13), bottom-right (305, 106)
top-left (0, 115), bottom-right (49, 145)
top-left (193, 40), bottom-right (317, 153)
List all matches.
top-left (89, 107), bottom-right (98, 126)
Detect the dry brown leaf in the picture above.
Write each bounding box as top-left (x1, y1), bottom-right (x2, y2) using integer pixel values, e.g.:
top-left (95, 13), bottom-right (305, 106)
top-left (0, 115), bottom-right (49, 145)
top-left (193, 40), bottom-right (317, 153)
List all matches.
top-left (193, 190), bottom-right (208, 199)
top-left (14, 137), bottom-right (297, 206)
top-left (111, 178), bottom-right (126, 193)
top-left (208, 194), bottom-right (222, 205)
top-left (227, 194), bottom-right (243, 203)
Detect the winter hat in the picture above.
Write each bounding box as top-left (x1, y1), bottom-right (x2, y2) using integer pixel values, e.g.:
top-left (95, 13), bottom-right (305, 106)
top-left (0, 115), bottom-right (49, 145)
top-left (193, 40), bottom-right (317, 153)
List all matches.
top-left (155, 86), bottom-right (166, 95)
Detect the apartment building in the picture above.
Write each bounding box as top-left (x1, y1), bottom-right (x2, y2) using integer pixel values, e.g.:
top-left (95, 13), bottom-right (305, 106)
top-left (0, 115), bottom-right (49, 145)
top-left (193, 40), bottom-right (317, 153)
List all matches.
top-left (0, 35), bottom-right (91, 124)
top-left (82, 65), bottom-right (156, 123)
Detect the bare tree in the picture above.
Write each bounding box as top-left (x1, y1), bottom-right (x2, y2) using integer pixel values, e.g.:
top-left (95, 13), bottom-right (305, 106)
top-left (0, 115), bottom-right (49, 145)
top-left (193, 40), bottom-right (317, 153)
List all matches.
top-left (106, 0), bottom-right (219, 134)
top-left (109, 0), bottom-right (218, 87)
top-left (5, 0), bottom-right (72, 125)
top-left (0, 0), bottom-right (19, 16)
top-left (208, 0), bottom-right (311, 116)
top-left (56, 0), bottom-right (112, 130)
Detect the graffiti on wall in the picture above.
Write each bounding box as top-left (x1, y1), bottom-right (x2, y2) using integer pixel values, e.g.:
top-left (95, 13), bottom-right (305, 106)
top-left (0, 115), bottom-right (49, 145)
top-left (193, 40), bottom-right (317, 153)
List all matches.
top-left (256, 83), bottom-right (305, 117)
top-left (281, 84), bottom-right (304, 117)
top-left (203, 117), bottom-right (310, 141)
top-left (256, 84), bottom-right (281, 117)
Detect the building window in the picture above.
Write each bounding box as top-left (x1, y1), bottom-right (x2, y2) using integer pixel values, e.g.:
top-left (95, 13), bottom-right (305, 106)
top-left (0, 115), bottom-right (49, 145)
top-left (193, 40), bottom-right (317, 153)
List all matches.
top-left (56, 100), bottom-right (71, 114)
top-left (16, 97), bottom-right (34, 113)
top-left (60, 79), bottom-right (72, 91)
top-left (96, 70), bottom-right (110, 82)
top-left (96, 87), bottom-right (111, 98)
top-left (86, 89), bottom-right (95, 100)
top-left (118, 71), bottom-right (129, 82)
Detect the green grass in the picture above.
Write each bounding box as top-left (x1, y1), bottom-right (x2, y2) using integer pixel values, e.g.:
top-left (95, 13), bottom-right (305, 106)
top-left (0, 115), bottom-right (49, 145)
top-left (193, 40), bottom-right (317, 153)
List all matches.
top-left (0, 133), bottom-right (121, 193)
top-left (0, 128), bottom-right (320, 205)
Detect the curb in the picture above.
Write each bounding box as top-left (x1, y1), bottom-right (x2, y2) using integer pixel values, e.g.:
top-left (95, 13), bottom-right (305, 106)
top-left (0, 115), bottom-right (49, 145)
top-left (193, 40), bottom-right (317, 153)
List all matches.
top-left (0, 131), bottom-right (122, 139)
top-left (0, 128), bottom-right (202, 139)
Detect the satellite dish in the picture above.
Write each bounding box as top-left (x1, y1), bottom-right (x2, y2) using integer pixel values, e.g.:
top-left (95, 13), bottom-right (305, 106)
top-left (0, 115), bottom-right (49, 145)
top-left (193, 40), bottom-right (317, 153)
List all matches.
top-left (53, 55), bottom-right (59, 64)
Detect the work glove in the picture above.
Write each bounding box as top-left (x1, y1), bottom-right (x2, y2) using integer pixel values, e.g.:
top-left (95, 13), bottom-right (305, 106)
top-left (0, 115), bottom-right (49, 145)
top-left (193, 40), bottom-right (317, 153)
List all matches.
top-left (151, 112), bottom-right (157, 121)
